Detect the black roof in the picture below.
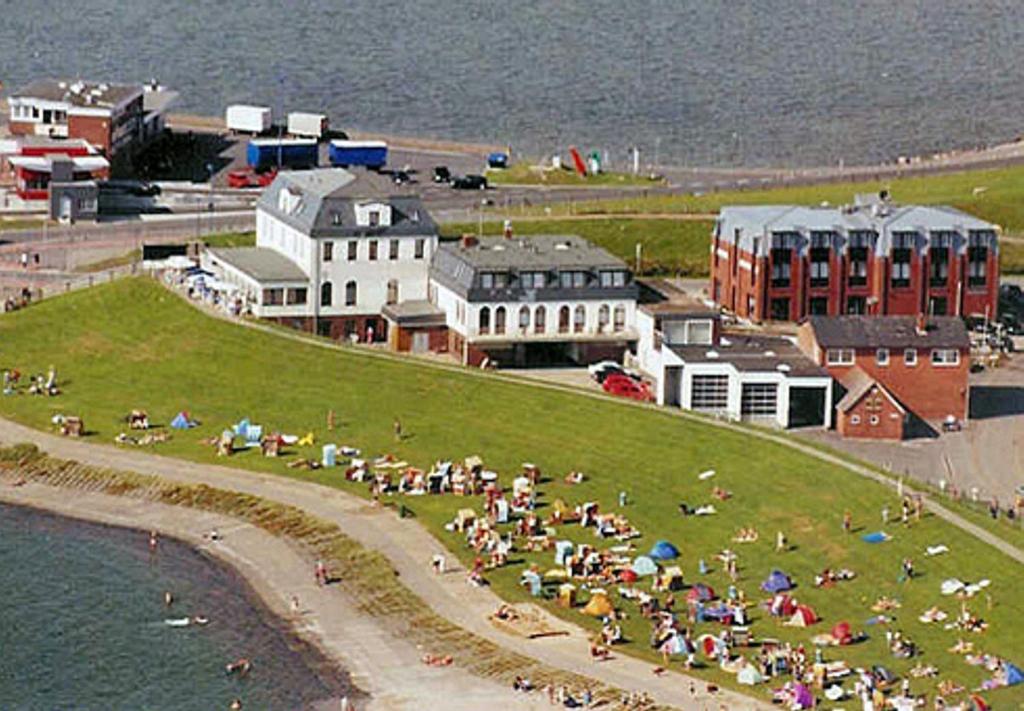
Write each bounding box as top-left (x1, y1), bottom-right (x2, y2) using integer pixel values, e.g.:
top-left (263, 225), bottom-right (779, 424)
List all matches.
top-left (670, 334), bottom-right (827, 377)
top-left (807, 316), bottom-right (969, 350)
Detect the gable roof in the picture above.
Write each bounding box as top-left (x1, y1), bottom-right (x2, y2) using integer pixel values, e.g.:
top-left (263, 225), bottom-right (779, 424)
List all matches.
top-left (835, 368), bottom-right (906, 414)
top-left (807, 315), bottom-right (969, 350)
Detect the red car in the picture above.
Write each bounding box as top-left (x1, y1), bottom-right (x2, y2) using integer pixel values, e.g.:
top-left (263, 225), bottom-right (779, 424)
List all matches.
top-left (227, 168), bottom-right (278, 189)
top-left (602, 373), bottom-right (653, 401)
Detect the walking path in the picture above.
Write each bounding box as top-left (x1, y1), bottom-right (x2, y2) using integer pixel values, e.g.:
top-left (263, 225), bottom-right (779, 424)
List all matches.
top-left (0, 481), bottom-right (548, 711)
top-left (0, 417), bottom-right (766, 711)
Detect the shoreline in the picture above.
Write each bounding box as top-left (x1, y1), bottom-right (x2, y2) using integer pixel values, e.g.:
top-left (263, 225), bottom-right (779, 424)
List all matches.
top-left (0, 478), bottom-right (568, 711)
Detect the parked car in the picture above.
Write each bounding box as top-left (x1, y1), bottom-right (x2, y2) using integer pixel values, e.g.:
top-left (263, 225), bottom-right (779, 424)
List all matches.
top-left (227, 168), bottom-right (277, 189)
top-left (451, 174), bottom-right (488, 190)
top-left (602, 374), bottom-right (653, 401)
top-left (101, 180), bottom-right (161, 197)
top-left (392, 170), bottom-right (412, 185)
top-left (588, 360), bottom-right (622, 379)
top-left (433, 166), bottom-right (451, 183)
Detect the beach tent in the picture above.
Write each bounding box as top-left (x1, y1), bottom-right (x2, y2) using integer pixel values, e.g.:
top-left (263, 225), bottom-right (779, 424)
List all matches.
top-left (656, 566), bottom-right (684, 591)
top-left (170, 411), bottom-right (196, 429)
top-left (969, 695), bottom-right (990, 711)
top-left (770, 593), bottom-right (796, 617)
top-left (699, 634), bottom-right (718, 658)
top-left (649, 540), bottom-right (680, 560)
top-left (631, 556), bottom-right (658, 577)
top-left (687, 582), bottom-right (715, 602)
top-left (582, 590), bottom-right (614, 617)
top-left (831, 621), bottom-right (853, 645)
top-left (737, 666), bottom-right (763, 686)
top-left (233, 418), bottom-right (251, 437)
top-left (787, 604), bottom-right (818, 627)
top-left (555, 540), bottom-right (575, 566)
top-left (761, 569), bottom-right (794, 593)
top-left (1005, 663), bottom-right (1024, 686)
top-left (618, 568), bottom-right (638, 584)
top-left (520, 569), bottom-right (542, 597)
top-left (660, 632), bottom-right (686, 656)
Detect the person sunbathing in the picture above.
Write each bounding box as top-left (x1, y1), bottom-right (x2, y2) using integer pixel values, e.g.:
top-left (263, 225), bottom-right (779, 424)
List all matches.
top-left (711, 487), bottom-right (732, 501)
top-left (421, 653), bottom-right (453, 667)
top-left (590, 639), bottom-right (611, 661)
top-left (564, 471), bottom-right (585, 485)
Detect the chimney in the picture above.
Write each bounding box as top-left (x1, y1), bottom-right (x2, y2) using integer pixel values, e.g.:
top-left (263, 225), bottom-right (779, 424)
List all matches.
top-left (461, 235), bottom-right (478, 249)
top-left (503, 219), bottom-right (513, 240)
top-left (915, 313), bottom-right (927, 336)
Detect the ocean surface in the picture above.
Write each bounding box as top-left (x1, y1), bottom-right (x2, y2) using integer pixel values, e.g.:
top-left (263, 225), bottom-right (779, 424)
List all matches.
top-left (0, 503), bottom-right (354, 710)
top-left (1, 2), bottom-right (1024, 167)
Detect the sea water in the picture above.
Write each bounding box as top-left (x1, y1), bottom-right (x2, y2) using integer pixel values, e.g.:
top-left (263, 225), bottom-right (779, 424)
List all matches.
top-left (0, 503), bottom-right (355, 710)
top-left (2, 1), bottom-right (1023, 166)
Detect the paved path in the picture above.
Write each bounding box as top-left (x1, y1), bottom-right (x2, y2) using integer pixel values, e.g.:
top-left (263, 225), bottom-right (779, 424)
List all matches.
top-left (0, 481), bottom-right (550, 711)
top-left (0, 417), bottom-right (766, 711)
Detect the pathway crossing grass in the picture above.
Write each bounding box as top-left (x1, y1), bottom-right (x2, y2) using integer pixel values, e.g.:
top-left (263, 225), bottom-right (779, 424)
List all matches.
top-left (0, 278), bottom-right (1021, 707)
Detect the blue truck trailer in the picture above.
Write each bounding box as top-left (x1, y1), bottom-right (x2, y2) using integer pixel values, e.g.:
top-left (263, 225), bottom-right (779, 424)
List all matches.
top-left (328, 140), bottom-right (388, 169)
top-left (246, 138), bottom-right (319, 170)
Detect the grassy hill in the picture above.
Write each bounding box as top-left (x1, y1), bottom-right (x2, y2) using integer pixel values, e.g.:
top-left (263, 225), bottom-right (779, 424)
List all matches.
top-left (1, 278), bottom-right (1021, 707)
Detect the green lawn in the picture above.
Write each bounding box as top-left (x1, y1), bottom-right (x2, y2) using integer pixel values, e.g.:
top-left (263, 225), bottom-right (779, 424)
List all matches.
top-left (1, 279), bottom-right (1022, 708)
top-left (486, 163), bottom-right (666, 188)
top-left (441, 219), bottom-right (714, 276)
top-left (202, 231), bottom-right (255, 248)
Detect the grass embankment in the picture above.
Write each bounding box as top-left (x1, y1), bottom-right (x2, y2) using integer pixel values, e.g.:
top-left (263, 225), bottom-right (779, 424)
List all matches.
top-left (486, 163), bottom-right (666, 188)
top-left (442, 220), bottom-right (713, 276)
top-left (0, 218), bottom-right (45, 232)
top-left (0, 443), bottom-right (628, 707)
top-left (1, 279), bottom-right (1022, 707)
top-left (203, 231), bottom-right (255, 249)
top-left (483, 164), bottom-right (1024, 274)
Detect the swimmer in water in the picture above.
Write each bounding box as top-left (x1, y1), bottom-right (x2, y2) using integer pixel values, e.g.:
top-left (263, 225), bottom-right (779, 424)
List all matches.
top-left (229, 699), bottom-right (242, 710)
top-left (164, 591), bottom-right (173, 607)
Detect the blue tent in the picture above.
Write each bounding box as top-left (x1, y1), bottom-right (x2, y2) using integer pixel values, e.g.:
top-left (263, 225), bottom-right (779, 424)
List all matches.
top-left (170, 411), bottom-right (196, 429)
top-left (761, 569), bottom-right (794, 593)
top-left (649, 540), bottom-right (680, 560)
top-left (862, 531), bottom-right (890, 544)
top-left (631, 555), bottom-right (658, 577)
top-left (1006, 662), bottom-right (1024, 686)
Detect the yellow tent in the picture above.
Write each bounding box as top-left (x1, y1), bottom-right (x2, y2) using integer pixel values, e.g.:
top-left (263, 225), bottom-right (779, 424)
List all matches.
top-left (582, 590), bottom-right (614, 617)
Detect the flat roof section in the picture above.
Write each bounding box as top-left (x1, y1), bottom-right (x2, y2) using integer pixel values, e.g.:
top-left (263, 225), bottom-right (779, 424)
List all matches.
top-left (206, 247), bottom-right (308, 283)
top-left (13, 79), bottom-right (142, 109)
top-left (670, 333), bottom-right (827, 378)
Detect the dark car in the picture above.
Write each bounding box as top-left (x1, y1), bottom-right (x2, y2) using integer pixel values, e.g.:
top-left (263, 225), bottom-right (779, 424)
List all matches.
top-left (101, 180), bottom-right (161, 197)
top-left (451, 174), bottom-right (488, 190)
top-left (433, 166), bottom-right (451, 183)
top-left (392, 170), bottom-right (412, 185)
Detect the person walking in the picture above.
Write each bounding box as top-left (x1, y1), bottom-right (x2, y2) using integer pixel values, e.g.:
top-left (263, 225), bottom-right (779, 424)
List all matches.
top-left (775, 530), bottom-right (786, 552)
top-left (842, 510), bottom-right (852, 534)
top-left (393, 417), bottom-right (402, 442)
top-left (881, 505), bottom-right (889, 525)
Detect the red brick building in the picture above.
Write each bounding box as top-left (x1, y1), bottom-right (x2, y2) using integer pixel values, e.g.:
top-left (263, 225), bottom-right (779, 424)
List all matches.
top-left (797, 315), bottom-right (970, 439)
top-left (710, 197), bottom-right (999, 323)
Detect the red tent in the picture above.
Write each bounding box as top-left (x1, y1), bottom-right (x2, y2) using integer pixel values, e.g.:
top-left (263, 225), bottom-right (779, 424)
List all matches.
top-left (831, 621), bottom-right (852, 644)
top-left (686, 583), bottom-right (716, 602)
top-left (619, 569), bottom-right (638, 583)
top-left (787, 604), bottom-right (818, 627)
top-left (969, 695), bottom-right (989, 711)
top-left (770, 593), bottom-right (797, 617)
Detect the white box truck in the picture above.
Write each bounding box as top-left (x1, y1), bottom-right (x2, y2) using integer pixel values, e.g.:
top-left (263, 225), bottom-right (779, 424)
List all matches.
top-left (287, 112), bottom-right (329, 139)
top-left (225, 105), bottom-right (272, 135)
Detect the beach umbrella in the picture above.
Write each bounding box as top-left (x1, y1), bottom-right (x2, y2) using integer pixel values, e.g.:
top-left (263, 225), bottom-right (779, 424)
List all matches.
top-left (630, 555), bottom-right (658, 577)
top-left (648, 540), bottom-right (680, 560)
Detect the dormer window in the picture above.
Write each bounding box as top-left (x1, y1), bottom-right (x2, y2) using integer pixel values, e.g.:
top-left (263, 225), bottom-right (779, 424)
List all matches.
top-left (354, 201), bottom-right (392, 227)
top-left (480, 272), bottom-right (508, 289)
top-left (331, 211), bottom-right (342, 226)
top-left (559, 271), bottom-right (587, 288)
top-left (369, 210), bottom-right (380, 227)
top-left (599, 271), bottom-right (627, 288)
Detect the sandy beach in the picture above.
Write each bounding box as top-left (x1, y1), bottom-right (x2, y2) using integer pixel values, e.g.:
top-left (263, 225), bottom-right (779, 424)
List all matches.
top-left (0, 479), bottom-right (556, 711)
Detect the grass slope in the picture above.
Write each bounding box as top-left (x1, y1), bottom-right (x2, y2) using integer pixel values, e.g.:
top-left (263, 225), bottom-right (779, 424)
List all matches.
top-left (486, 163), bottom-right (666, 188)
top-left (1, 279), bottom-right (1022, 707)
top-left (442, 219), bottom-right (714, 276)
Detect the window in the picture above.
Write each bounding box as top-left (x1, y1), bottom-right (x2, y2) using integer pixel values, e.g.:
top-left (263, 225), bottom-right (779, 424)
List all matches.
top-left (891, 232), bottom-right (914, 288)
top-left (741, 383), bottom-right (778, 417)
top-left (520, 272), bottom-right (546, 289)
top-left (904, 348), bottom-right (917, 366)
top-left (850, 414), bottom-right (862, 425)
top-left (323, 242), bottom-right (334, 262)
top-left (389, 239), bottom-right (399, 260)
top-left (386, 279), bottom-right (398, 305)
top-left (344, 280), bottom-right (357, 306)
top-left (320, 282), bottom-right (333, 307)
top-left (809, 256), bottom-right (830, 287)
top-left (599, 271), bottom-right (628, 288)
top-left (368, 210), bottom-right (380, 227)
top-left (691, 374), bottom-right (729, 410)
top-left (769, 298), bottom-right (789, 320)
top-left (931, 349), bottom-right (960, 366)
top-left (347, 240), bottom-right (358, 261)
top-left (414, 238), bottom-right (425, 260)
top-left (368, 240), bottom-right (378, 261)
top-left (770, 250), bottom-right (791, 287)
top-left (929, 296), bottom-right (948, 316)
top-left (598, 304), bottom-right (610, 331)
top-left (848, 246), bottom-right (868, 286)
top-left (286, 287), bottom-right (307, 305)
top-left (558, 306), bottom-right (570, 333)
top-left (534, 306), bottom-right (546, 333)
top-left (479, 307), bottom-right (491, 334)
top-left (968, 231), bottom-right (990, 287)
top-left (809, 297), bottom-right (828, 315)
top-left (847, 296), bottom-right (866, 315)
top-left (826, 348), bottom-right (854, 365)
top-left (876, 348), bottom-right (889, 366)
top-left (262, 288), bottom-right (284, 306)
top-left (869, 415), bottom-right (880, 426)
top-left (480, 272), bottom-right (508, 289)
top-left (494, 306), bottom-right (506, 335)
top-left (560, 271), bottom-right (587, 288)
top-left (518, 305), bottom-right (530, 330)
top-left (573, 305), bottom-right (586, 333)
top-left (613, 305), bottom-right (626, 331)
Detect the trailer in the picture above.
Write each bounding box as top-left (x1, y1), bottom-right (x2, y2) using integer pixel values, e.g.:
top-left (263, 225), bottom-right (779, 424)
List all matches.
top-left (328, 140), bottom-right (388, 169)
top-left (246, 138), bottom-right (318, 170)
top-left (226, 105), bottom-right (272, 135)
top-left (287, 112), bottom-right (329, 139)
